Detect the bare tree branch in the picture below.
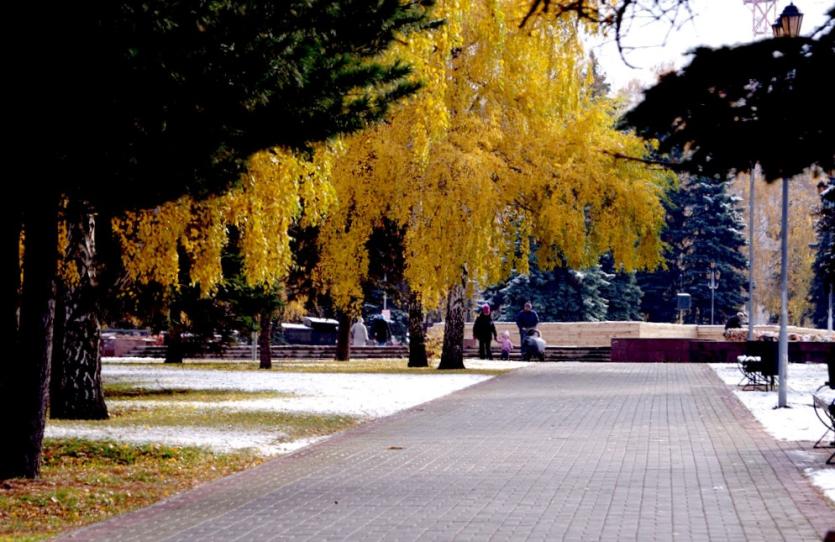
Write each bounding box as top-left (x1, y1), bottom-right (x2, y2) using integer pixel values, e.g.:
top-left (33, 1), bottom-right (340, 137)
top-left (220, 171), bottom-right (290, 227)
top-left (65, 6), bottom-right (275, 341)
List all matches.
top-left (521, 0), bottom-right (695, 64)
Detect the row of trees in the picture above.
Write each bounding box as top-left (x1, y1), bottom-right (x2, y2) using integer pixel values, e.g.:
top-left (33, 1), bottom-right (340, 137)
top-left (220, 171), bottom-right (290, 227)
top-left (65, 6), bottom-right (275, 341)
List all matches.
top-left (4, 0), bottom-right (440, 480)
top-left (111, 1), bottom-right (669, 363)
top-left (5, 0), bottom-right (671, 481)
top-left (10, 0), bottom-right (831, 483)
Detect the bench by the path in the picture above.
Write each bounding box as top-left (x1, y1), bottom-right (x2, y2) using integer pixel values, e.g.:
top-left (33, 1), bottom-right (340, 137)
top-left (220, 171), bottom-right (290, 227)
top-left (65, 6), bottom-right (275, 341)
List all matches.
top-left (812, 359), bottom-right (835, 464)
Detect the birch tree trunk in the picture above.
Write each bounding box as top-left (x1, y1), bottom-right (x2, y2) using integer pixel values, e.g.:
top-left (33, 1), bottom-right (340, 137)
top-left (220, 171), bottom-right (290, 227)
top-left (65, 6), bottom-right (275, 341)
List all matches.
top-left (50, 208), bottom-right (108, 419)
top-left (407, 291), bottom-right (428, 367)
top-left (438, 272), bottom-right (467, 370)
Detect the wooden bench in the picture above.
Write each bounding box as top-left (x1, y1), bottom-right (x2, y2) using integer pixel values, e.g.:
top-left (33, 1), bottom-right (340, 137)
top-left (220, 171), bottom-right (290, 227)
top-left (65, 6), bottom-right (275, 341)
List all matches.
top-left (736, 341), bottom-right (778, 391)
top-left (812, 388), bottom-right (835, 465)
top-left (812, 359), bottom-right (835, 465)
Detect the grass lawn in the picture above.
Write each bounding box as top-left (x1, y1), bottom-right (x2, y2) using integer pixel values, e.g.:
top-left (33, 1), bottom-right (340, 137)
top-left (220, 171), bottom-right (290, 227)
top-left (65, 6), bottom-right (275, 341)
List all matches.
top-left (4, 386), bottom-right (361, 540)
top-left (1, 358), bottom-right (508, 539)
top-left (0, 439), bottom-right (265, 541)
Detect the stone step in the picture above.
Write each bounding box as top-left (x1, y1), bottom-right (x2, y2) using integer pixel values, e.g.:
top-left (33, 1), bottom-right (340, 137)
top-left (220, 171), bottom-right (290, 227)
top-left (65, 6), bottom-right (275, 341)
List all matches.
top-left (122, 344), bottom-right (610, 362)
top-left (463, 346), bottom-right (611, 362)
top-left (122, 344), bottom-right (409, 359)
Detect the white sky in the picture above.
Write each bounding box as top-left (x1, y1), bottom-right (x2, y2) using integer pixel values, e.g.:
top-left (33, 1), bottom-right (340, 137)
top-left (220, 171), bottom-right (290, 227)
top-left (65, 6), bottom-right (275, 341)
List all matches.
top-left (589, 0), bottom-right (835, 92)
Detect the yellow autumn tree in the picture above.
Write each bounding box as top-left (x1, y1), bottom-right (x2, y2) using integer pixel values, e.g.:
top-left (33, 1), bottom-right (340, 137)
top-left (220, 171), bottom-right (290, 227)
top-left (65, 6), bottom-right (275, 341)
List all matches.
top-left (113, 144), bottom-right (340, 294)
top-left (314, 0), bottom-right (669, 368)
top-left (112, 1), bottom-right (669, 369)
top-left (109, 143), bottom-right (342, 363)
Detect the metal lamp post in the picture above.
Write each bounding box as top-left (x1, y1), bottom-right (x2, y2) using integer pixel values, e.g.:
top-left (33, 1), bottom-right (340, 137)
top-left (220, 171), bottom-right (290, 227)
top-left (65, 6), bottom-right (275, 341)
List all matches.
top-left (708, 262), bottom-right (719, 325)
top-left (772, 2), bottom-right (803, 408)
top-left (748, 165), bottom-right (756, 340)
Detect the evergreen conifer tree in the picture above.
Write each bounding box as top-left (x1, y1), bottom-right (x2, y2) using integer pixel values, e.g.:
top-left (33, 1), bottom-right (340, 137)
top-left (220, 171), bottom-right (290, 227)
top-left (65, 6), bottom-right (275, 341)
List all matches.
top-left (601, 254), bottom-right (643, 321)
top-left (639, 177), bottom-right (748, 324)
top-left (484, 254), bottom-right (609, 322)
top-left (807, 176), bottom-right (835, 329)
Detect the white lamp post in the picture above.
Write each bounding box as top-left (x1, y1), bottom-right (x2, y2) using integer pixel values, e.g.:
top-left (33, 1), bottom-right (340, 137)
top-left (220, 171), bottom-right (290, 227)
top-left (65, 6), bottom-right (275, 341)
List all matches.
top-left (772, 2), bottom-right (803, 408)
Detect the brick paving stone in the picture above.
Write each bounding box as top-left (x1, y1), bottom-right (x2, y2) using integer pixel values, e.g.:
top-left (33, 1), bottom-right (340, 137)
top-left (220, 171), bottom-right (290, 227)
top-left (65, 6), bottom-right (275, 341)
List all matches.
top-left (57, 363), bottom-right (833, 542)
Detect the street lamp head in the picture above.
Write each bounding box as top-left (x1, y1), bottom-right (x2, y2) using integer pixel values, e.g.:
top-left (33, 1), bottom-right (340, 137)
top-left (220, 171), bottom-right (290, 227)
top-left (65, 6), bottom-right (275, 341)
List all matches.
top-left (777, 3), bottom-right (804, 37)
top-left (772, 18), bottom-right (784, 37)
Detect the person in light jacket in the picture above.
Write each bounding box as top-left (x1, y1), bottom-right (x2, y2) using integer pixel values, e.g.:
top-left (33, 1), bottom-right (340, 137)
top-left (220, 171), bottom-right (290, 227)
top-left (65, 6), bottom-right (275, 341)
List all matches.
top-left (350, 317), bottom-right (369, 346)
top-left (498, 330), bottom-right (513, 360)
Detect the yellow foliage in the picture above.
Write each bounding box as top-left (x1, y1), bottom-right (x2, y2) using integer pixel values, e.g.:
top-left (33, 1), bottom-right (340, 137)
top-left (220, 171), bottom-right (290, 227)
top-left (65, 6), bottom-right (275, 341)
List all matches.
top-left (315, 0), bottom-right (669, 310)
top-left (112, 0), bottom-right (668, 313)
top-left (113, 142), bottom-right (340, 296)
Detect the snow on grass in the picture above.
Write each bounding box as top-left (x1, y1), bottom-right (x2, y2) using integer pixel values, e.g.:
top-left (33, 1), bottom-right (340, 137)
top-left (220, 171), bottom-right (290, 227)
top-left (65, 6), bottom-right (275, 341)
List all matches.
top-left (98, 365), bottom-right (492, 417)
top-left (46, 363), bottom-right (496, 457)
top-left (709, 363), bottom-right (835, 504)
top-left (46, 425), bottom-right (325, 456)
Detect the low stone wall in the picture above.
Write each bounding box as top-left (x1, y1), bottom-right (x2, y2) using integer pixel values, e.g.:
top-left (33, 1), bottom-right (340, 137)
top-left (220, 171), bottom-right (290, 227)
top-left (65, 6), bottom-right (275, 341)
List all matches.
top-left (610, 338), bottom-right (835, 363)
top-left (101, 335), bottom-right (163, 357)
top-left (453, 321), bottom-right (832, 347)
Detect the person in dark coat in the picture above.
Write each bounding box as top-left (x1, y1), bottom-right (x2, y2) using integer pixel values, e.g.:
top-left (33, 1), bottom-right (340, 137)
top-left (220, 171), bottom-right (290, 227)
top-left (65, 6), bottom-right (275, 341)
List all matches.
top-left (370, 316), bottom-right (392, 346)
top-left (725, 311), bottom-right (744, 330)
top-left (514, 302), bottom-right (539, 355)
top-left (472, 305), bottom-right (497, 360)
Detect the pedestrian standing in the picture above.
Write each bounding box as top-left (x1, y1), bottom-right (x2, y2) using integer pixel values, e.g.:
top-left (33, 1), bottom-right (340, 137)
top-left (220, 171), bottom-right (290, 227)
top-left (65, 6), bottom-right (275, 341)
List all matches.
top-left (498, 330), bottom-right (513, 360)
top-left (370, 316), bottom-right (392, 346)
top-left (473, 305), bottom-right (497, 360)
top-left (514, 302), bottom-right (539, 356)
top-left (350, 317), bottom-right (369, 346)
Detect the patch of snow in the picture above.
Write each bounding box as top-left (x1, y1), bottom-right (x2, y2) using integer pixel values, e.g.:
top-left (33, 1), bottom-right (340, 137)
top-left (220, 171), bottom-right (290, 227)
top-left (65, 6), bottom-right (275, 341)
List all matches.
top-left (46, 425), bottom-right (326, 456)
top-left (46, 367), bottom-right (495, 456)
top-left (97, 366), bottom-right (491, 418)
top-left (709, 363), bottom-right (835, 503)
top-left (806, 468), bottom-right (835, 506)
top-left (104, 356), bottom-right (165, 363)
top-left (464, 359), bottom-right (529, 370)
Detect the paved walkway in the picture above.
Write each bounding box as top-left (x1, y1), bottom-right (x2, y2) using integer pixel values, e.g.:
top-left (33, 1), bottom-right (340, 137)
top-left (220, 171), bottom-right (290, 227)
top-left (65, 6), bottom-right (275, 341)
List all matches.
top-left (60, 363), bottom-right (834, 541)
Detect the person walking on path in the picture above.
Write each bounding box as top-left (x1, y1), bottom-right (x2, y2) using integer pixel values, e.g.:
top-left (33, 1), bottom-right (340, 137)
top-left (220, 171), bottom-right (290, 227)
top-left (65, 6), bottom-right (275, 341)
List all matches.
top-left (350, 317), bottom-right (369, 346)
top-left (370, 316), bottom-right (392, 346)
top-left (498, 330), bottom-right (513, 360)
top-left (473, 305), bottom-right (497, 360)
top-left (515, 302), bottom-right (539, 356)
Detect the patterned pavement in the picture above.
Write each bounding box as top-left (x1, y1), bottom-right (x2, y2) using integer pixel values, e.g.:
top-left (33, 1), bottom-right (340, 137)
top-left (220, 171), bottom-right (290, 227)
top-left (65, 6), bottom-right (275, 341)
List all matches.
top-left (58, 363), bottom-right (834, 541)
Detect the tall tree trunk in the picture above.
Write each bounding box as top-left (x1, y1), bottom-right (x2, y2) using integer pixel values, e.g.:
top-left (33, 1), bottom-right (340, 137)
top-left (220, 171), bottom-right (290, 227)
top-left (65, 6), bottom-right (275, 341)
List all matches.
top-left (165, 299), bottom-right (184, 364)
top-left (438, 273), bottom-right (467, 370)
top-left (49, 282), bottom-right (66, 416)
top-left (3, 209), bottom-right (20, 351)
top-left (0, 199), bottom-right (59, 479)
top-left (165, 321), bottom-right (184, 363)
top-left (407, 291), bottom-right (428, 367)
top-left (0, 209), bottom-right (23, 478)
top-left (335, 311), bottom-right (350, 361)
top-left (50, 208), bottom-right (108, 419)
top-left (258, 311), bottom-right (272, 369)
